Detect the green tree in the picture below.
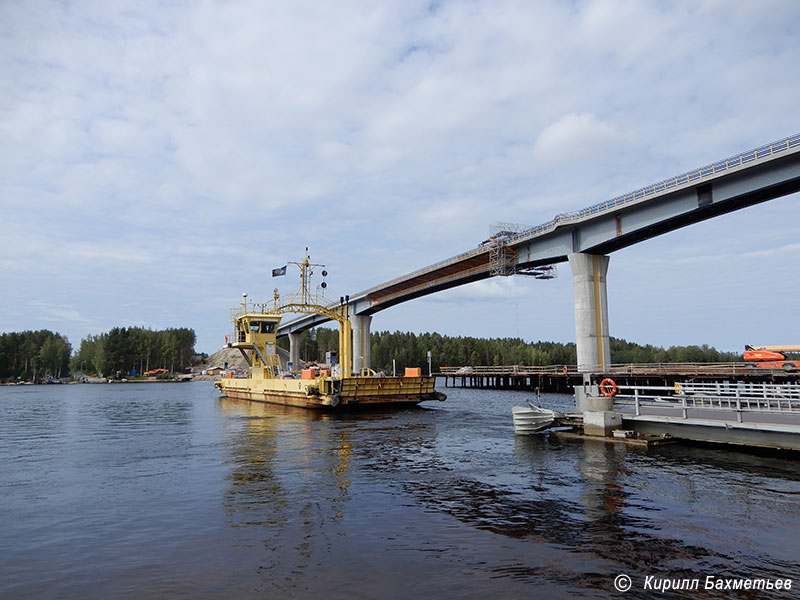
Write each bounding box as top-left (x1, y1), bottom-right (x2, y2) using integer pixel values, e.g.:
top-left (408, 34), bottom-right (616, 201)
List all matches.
top-left (0, 330), bottom-right (72, 381)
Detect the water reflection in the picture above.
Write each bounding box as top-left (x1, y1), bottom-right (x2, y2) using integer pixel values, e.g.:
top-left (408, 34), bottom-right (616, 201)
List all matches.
top-left (218, 398), bottom-right (363, 592)
top-left (215, 390), bottom-right (800, 596)
top-left (4, 385), bottom-right (799, 599)
top-left (578, 442), bottom-right (628, 517)
top-left (387, 431), bottom-right (721, 594)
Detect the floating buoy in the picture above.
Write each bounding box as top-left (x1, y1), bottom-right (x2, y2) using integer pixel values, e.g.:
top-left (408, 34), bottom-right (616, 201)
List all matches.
top-left (599, 378), bottom-right (617, 397)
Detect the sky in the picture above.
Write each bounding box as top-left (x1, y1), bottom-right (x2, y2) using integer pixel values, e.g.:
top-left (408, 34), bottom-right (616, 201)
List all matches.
top-left (2, 0), bottom-right (799, 356)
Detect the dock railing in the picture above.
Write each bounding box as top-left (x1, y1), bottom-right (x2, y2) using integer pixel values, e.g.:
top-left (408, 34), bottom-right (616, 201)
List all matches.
top-left (438, 364), bottom-right (575, 376)
top-left (438, 362), bottom-right (794, 377)
top-left (611, 381), bottom-right (800, 422)
top-left (607, 362), bottom-right (754, 376)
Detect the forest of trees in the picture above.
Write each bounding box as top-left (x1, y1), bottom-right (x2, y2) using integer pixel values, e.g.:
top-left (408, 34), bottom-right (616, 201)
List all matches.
top-left (0, 330), bottom-right (72, 381)
top-left (0, 327), bottom-right (198, 381)
top-left (280, 328), bottom-right (742, 373)
top-left (72, 327), bottom-right (197, 377)
top-left (2, 325), bottom-right (739, 382)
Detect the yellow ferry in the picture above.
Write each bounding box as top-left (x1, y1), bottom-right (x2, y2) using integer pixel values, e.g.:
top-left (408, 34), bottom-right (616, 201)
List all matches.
top-left (214, 251), bottom-right (446, 409)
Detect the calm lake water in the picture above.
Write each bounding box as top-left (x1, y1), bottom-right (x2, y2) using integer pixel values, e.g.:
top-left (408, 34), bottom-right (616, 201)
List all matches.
top-left (1, 382), bottom-right (799, 599)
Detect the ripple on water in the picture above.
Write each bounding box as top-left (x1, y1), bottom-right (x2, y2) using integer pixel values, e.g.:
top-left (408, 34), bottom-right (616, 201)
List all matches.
top-left (2, 384), bottom-right (800, 599)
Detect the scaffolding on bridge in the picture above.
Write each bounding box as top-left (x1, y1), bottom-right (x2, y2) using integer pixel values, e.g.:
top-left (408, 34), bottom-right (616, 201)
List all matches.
top-left (488, 222), bottom-right (556, 279)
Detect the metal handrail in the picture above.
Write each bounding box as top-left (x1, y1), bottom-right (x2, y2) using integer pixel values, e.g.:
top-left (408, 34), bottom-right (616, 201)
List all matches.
top-left (437, 362), bottom-right (800, 377)
top-left (437, 362), bottom-right (781, 376)
top-left (677, 381), bottom-right (800, 399)
top-left (612, 382), bottom-right (800, 419)
top-left (438, 364), bottom-right (573, 376)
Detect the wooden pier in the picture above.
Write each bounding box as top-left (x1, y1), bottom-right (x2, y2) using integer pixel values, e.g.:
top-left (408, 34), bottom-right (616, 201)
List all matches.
top-left (438, 366), bottom-right (575, 393)
top-left (437, 363), bottom-right (800, 393)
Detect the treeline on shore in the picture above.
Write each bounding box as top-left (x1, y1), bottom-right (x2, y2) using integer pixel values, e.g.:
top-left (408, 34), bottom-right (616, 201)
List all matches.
top-left (73, 327), bottom-right (197, 377)
top-left (3, 326), bottom-right (741, 382)
top-left (282, 328), bottom-right (742, 373)
top-left (0, 330), bottom-right (72, 381)
top-left (0, 327), bottom-right (198, 381)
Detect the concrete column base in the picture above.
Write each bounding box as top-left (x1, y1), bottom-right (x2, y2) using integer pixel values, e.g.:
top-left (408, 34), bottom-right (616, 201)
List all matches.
top-left (583, 411), bottom-right (623, 437)
top-left (568, 253), bottom-right (610, 373)
top-left (288, 332), bottom-right (300, 371)
top-left (352, 315), bottom-right (372, 374)
top-left (585, 395), bottom-right (615, 412)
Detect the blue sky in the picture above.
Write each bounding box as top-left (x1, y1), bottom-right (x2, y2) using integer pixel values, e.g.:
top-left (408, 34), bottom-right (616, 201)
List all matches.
top-left (2, 0), bottom-right (799, 355)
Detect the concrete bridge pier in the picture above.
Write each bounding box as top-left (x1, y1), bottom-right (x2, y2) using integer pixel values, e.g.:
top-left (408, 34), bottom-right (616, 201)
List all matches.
top-left (352, 314), bottom-right (372, 374)
top-left (568, 253), bottom-right (611, 374)
top-left (288, 332), bottom-right (300, 371)
top-left (569, 253), bottom-right (619, 434)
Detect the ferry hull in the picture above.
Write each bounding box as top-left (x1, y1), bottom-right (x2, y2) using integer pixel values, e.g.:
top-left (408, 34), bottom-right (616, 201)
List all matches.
top-left (215, 375), bottom-right (446, 409)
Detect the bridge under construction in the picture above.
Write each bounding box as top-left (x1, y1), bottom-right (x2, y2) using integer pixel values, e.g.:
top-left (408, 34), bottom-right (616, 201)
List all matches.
top-left (275, 133), bottom-right (800, 449)
top-left (280, 133), bottom-right (800, 380)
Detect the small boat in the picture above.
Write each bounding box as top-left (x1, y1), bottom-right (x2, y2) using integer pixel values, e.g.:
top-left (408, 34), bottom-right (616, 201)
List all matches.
top-left (512, 399), bottom-right (557, 435)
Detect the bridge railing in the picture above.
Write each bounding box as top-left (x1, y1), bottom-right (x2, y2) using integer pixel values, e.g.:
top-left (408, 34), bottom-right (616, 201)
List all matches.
top-left (357, 245), bottom-right (491, 298)
top-left (356, 133), bottom-right (800, 299)
top-left (508, 133), bottom-right (800, 244)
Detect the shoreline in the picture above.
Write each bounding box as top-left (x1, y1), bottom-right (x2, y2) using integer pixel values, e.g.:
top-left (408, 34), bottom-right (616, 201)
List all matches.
top-left (1, 376), bottom-right (217, 386)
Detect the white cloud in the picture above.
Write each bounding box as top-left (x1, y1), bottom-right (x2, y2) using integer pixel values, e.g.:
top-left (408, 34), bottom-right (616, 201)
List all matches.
top-left (30, 301), bottom-right (94, 326)
top-left (533, 113), bottom-right (624, 165)
top-left (1, 0), bottom-right (799, 352)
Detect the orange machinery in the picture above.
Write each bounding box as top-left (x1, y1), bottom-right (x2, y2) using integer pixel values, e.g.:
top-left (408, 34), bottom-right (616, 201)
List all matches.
top-left (144, 368), bottom-right (169, 376)
top-left (743, 345), bottom-right (800, 369)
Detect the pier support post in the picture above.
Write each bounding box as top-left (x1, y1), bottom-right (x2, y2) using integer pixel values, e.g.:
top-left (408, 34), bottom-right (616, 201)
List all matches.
top-left (568, 253), bottom-right (611, 373)
top-left (352, 314), bottom-right (372, 374)
top-left (288, 332), bottom-right (300, 371)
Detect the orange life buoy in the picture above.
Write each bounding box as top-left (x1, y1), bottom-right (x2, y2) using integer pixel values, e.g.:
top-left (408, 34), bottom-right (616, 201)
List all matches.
top-left (599, 378), bottom-right (617, 397)
top-left (562, 365), bottom-right (568, 374)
